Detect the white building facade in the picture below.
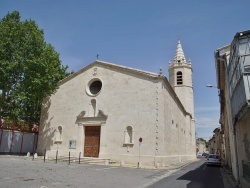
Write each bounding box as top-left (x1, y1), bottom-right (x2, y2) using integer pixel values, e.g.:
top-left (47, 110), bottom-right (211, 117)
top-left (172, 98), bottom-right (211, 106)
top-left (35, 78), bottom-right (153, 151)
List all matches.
top-left (37, 41), bottom-right (196, 167)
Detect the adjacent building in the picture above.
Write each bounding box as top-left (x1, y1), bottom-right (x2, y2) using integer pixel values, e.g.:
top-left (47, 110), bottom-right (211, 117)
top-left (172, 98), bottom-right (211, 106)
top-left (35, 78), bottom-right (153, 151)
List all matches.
top-left (208, 135), bottom-right (216, 154)
top-left (213, 127), bottom-right (225, 157)
top-left (215, 30), bottom-right (250, 187)
top-left (196, 138), bottom-right (206, 155)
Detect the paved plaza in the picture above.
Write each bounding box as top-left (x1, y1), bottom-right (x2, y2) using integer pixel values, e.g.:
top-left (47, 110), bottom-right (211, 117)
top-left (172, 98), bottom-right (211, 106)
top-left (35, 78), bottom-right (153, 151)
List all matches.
top-left (0, 156), bottom-right (237, 188)
top-left (0, 156), bottom-right (179, 188)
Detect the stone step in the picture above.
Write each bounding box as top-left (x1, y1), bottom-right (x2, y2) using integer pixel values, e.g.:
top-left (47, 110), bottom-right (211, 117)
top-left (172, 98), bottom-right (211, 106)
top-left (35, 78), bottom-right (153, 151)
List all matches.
top-left (54, 156), bottom-right (116, 165)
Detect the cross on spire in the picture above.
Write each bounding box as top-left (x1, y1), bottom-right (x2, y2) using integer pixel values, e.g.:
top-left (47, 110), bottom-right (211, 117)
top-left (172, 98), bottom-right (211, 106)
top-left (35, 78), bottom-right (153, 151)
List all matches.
top-left (96, 54), bottom-right (99, 60)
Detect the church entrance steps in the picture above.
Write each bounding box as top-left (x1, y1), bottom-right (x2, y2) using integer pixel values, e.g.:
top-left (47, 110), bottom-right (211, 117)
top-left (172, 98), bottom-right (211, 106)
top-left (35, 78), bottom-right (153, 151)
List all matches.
top-left (52, 156), bottom-right (116, 165)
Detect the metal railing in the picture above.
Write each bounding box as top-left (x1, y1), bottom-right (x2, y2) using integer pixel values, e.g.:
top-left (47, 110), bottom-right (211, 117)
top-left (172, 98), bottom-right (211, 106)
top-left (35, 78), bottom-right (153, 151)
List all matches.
top-left (43, 149), bottom-right (111, 165)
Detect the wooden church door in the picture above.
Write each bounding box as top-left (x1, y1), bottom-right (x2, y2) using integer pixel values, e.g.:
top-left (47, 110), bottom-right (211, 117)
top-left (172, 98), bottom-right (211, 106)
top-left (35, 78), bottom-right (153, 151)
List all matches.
top-left (84, 126), bottom-right (100, 157)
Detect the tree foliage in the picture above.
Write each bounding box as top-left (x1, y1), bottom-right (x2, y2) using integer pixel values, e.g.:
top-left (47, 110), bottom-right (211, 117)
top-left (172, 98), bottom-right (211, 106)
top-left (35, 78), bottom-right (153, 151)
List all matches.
top-left (0, 11), bottom-right (69, 122)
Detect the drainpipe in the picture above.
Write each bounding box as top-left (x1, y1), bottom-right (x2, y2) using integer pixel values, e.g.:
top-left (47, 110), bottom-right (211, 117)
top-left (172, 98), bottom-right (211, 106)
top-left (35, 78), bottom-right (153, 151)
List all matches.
top-left (233, 117), bottom-right (240, 187)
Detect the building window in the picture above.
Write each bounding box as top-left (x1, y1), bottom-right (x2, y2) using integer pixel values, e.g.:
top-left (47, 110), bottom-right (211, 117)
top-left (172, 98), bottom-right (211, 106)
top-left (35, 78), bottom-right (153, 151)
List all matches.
top-left (177, 71), bottom-right (183, 85)
top-left (90, 80), bottom-right (102, 94)
top-left (124, 126), bottom-right (134, 145)
top-left (86, 78), bottom-right (102, 96)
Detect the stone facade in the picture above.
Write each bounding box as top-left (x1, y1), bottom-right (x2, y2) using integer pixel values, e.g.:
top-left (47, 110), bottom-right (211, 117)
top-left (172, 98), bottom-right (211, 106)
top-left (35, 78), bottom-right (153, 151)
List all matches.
top-left (37, 41), bottom-right (196, 167)
top-left (213, 127), bottom-right (225, 156)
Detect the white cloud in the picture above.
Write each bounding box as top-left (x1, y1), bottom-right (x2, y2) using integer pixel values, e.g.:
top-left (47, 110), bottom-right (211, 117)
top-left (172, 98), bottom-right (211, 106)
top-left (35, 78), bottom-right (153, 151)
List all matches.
top-left (194, 106), bottom-right (220, 140)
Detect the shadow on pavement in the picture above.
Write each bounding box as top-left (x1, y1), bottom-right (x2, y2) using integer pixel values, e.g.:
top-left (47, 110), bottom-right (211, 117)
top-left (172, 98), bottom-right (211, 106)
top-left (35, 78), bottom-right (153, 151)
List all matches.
top-left (177, 163), bottom-right (224, 188)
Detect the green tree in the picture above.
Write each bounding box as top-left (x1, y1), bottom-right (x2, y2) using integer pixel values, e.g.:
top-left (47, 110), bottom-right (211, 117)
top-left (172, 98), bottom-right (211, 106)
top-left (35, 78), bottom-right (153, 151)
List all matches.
top-left (0, 11), bottom-right (69, 122)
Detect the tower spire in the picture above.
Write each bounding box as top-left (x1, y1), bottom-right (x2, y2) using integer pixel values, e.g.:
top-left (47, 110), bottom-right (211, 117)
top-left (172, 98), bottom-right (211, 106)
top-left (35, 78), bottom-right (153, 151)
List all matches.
top-left (174, 40), bottom-right (186, 64)
top-left (168, 40), bottom-right (194, 118)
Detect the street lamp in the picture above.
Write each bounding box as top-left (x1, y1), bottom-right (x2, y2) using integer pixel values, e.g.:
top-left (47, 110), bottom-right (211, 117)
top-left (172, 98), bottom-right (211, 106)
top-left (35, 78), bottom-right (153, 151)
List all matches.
top-left (206, 84), bottom-right (220, 96)
top-left (206, 84), bottom-right (218, 88)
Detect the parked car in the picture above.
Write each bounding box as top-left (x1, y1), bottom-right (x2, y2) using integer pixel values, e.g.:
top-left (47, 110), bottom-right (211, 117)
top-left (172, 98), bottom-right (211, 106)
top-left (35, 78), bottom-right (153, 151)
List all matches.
top-left (204, 153), bottom-right (209, 158)
top-left (206, 154), bottom-right (221, 166)
top-left (202, 153), bottom-right (209, 157)
top-left (197, 153), bottom-right (202, 157)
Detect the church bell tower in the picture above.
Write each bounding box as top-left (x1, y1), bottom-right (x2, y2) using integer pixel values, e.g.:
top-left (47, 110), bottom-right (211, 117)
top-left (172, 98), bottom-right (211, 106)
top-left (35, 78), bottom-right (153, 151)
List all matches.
top-left (168, 40), bottom-right (194, 118)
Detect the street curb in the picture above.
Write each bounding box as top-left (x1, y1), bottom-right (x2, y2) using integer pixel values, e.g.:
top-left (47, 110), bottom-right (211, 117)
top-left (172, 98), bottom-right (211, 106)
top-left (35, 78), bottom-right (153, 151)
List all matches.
top-left (166, 159), bottom-right (198, 170)
top-left (140, 159), bottom-right (198, 188)
top-left (140, 169), bottom-right (178, 188)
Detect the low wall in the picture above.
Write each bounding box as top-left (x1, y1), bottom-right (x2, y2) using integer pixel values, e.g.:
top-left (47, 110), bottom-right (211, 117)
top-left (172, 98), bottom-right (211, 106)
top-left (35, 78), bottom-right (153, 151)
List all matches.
top-left (0, 129), bottom-right (38, 154)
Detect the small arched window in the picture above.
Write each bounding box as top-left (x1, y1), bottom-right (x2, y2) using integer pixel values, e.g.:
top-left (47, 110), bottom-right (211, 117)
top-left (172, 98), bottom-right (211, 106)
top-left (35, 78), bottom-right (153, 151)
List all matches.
top-left (177, 71), bottom-right (183, 85)
top-left (124, 126), bottom-right (134, 145)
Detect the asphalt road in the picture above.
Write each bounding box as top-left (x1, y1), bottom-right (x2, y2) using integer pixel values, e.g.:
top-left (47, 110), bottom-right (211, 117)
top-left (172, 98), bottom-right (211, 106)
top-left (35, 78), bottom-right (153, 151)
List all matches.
top-left (148, 157), bottom-right (228, 188)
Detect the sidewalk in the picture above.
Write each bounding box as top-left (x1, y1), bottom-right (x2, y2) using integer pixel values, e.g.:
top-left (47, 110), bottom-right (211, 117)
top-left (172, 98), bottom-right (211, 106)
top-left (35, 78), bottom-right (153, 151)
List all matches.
top-left (164, 159), bottom-right (198, 170)
top-left (0, 154), bottom-right (198, 170)
top-left (221, 165), bottom-right (238, 188)
top-left (106, 158), bottom-right (198, 170)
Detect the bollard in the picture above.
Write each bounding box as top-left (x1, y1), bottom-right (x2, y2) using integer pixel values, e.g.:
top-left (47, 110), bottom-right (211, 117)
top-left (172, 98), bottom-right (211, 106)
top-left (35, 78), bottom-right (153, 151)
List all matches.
top-left (79, 152), bottom-right (81, 164)
top-left (105, 160), bottom-right (109, 165)
top-left (44, 149), bottom-right (46, 162)
top-left (68, 151), bottom-right (70, 165)
top-left (137, 162), bottom-right (142, 168)
top-left (56, 150), bottom-right (58, 163)
top-left (156, 162), bottom-right (160, 169)
top-left (120, 160), bottom-right (125, 167)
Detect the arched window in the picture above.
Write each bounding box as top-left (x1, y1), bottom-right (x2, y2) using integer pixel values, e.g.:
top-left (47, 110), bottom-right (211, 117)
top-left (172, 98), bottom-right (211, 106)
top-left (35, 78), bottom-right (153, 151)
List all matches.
top-left (124, 126), bottom-right (134, 144)
top-left (176, 71), bottom-right (183, 85)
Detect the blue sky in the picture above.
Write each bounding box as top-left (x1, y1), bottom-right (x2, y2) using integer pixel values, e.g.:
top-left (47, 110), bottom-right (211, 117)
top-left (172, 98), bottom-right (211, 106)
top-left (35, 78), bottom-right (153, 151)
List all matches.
top-left (1, 0), bottom-right (249, 141)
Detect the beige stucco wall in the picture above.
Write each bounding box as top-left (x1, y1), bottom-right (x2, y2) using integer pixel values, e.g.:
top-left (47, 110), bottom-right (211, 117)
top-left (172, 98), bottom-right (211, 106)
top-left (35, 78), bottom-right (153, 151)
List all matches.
top-left (37, 62), bottom-right (196, 167)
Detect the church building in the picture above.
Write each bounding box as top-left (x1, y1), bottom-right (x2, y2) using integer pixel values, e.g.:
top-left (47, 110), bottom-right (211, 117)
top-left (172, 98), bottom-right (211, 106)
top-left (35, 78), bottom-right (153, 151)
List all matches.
top-left (37, 40), bottom-right (196, 167)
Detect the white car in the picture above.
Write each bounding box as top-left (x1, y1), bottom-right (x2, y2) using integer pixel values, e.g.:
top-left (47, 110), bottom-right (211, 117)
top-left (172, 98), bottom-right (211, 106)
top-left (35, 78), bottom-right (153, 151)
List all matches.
top-left (197, 153), bottom-right (202, 157)
top-left (206, 154), bottom-right (221, 166)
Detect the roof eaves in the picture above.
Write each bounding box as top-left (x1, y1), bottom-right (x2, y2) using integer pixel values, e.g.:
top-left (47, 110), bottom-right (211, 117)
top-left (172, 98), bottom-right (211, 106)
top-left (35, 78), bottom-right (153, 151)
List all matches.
top-left (59, 60), bottom-right (160, 85)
